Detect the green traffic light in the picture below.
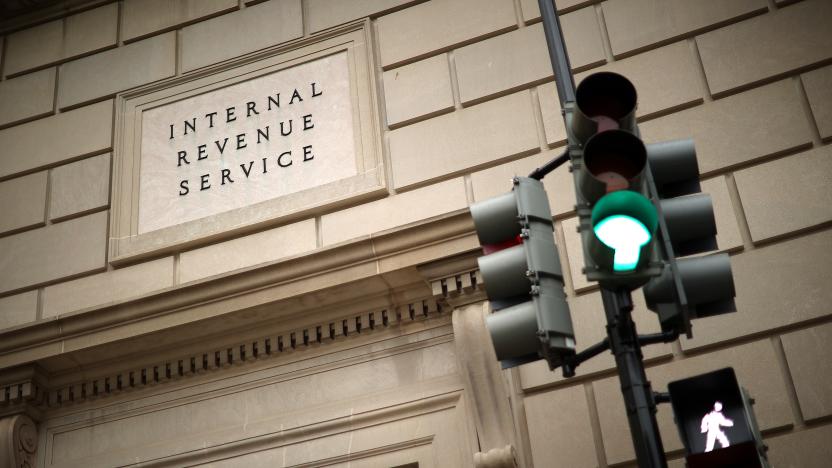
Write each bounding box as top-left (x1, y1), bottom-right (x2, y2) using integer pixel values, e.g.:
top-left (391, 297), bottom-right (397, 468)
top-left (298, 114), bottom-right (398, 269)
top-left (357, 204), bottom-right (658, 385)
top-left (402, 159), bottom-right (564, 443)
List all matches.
top-left (595, 215), bottom-right (651, 271)
top-left (591, 190), bottom-right (658, 272)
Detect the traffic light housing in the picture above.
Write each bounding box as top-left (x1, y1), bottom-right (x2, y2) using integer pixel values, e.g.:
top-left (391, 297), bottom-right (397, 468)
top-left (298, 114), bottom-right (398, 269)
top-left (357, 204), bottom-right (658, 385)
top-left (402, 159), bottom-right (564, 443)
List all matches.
top-left (642, 139), bottom-right (736, 335)
top-left (566, 72), bottom-right (662, 288)
top-left (470, 176), bottom-right (575, 369)
top-left (668, 368), bottom-right (770, 468)
top-left (566, 71), bottom-right (736, 334)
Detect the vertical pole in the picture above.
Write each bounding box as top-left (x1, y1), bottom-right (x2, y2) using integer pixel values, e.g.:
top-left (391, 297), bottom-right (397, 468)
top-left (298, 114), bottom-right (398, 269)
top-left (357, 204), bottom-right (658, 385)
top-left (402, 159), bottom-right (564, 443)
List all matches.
top-left (537, 1), bottom-right (668, 466)
top-left (537, 0), bottom-right (575, 106)
top-left (601, 288), bottom-right (668, 468)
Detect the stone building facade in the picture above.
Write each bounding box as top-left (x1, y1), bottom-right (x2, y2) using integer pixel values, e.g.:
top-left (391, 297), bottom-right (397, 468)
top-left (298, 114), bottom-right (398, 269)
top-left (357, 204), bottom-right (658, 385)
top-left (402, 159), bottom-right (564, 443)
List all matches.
top-left (0, 0), bottom-right (830, 466)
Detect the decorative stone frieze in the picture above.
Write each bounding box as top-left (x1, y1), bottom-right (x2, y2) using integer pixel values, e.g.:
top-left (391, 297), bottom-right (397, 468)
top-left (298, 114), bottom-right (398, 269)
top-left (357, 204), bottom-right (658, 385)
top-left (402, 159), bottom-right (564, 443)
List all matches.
top-left (0, 366), bottom-right (46, 422)
top-left (40, 296), bottom-right (442, 409)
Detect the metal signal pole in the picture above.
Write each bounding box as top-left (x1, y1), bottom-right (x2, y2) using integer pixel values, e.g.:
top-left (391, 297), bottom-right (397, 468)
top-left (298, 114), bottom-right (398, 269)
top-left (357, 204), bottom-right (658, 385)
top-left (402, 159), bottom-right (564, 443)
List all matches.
top-left (535, 1), bottom-right (669, 466)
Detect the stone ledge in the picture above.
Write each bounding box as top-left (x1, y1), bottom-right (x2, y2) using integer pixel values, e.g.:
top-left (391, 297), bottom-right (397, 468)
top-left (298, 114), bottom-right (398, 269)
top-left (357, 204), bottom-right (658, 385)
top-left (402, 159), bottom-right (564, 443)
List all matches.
top-left (0, 210), bottom-right (475, 370)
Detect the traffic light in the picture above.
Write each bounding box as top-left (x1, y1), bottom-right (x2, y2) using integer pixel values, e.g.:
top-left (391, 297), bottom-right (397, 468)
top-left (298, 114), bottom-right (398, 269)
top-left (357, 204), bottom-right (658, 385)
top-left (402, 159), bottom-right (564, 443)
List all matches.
top-left (470, 176), bottom-right (575, 369)
top-left (565, 72), bottom-right (662, 288)
top-left (566, 71), bottom-right (736, 333)
top-left (668, 368), bottom-right (770, 468)
top-left (642, 139), bottom-right (736, 335)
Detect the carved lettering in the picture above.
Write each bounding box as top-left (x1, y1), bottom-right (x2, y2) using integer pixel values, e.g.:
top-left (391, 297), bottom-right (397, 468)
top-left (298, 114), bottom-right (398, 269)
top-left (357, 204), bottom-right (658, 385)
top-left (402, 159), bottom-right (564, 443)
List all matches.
top-left (289, 88), bottom-right (303, 104)
top-left (279, 119), bottom-right (293, 136)
top-left (257, 126), bottom-right (270, 144)
top-left (240, 161), bottom-right (254, 178)
top-left (246, 101), bottom-right (259, 117)
top-left (184, 117), bottom-right (196, 135)
top-left (221, 169), bottom-right (234, 185)
top-left (215, 138), bottom-right (229, 154)
top-left (206, 112), bottom-right (217, 128)
top-left (157, 55), bottom-right (351, 205)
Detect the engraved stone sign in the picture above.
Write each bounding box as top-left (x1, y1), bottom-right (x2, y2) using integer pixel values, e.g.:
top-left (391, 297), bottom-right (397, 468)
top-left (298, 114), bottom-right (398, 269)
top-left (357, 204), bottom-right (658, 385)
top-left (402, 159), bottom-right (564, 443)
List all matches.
top-left (111, 25), bottom-right (383, 263)
top-left (138, 52), bottom-right (356, 234)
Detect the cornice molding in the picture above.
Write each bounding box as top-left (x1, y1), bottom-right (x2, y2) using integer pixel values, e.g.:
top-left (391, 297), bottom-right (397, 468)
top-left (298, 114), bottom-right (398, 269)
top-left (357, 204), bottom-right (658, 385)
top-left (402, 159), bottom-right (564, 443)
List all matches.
top-left (422, 250), bottom-right (487, 309)
top-left (4, 294), bottom-right (445, 412)
top-left (0, 211), bottom-right (491, 418)
top-left (0, 211), bottom-right (476, 370)
top-left (0, 366), bottom-right (47, 421)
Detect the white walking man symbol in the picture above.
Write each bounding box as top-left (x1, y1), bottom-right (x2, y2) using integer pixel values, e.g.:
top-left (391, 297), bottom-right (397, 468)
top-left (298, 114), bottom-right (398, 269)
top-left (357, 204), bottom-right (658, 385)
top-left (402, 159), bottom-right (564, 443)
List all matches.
top-left (700, 401), bottom-right (734, 452)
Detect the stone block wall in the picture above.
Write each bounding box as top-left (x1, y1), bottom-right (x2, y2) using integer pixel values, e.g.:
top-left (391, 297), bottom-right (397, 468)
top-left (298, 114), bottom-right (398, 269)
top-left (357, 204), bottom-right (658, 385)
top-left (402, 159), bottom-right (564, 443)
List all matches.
top-left (1, 0), bottom-right (830, 466)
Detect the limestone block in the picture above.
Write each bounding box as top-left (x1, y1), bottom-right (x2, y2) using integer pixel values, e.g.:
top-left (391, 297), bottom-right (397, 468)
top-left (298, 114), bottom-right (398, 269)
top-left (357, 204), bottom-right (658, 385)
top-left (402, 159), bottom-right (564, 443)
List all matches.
top-left (0, 211), bottom-right (107, 294)
top-left (537, 82), bottom-right (567, 147)
top-left (697, 0), bottom-right (832, 96)
top-left (639, 80), bottom-right (812, 176)
top-left (560, 216), bottom-right (594, 292)
top-left (0, 100), bottom-right (112, 179)
top-left (49, 153), bottom-right (111, 221)
top-left (3, 4), bottom-right (117, 76)
top-left (0, 291), bottom-right (38, 330)
top-left (700, 176), bottom-right (743, 251)
top-left (603, 0), bottom-right (766, 58)
top-left (781, 322), bottom-right (832, 421)
top-left (520, 0), bottom-right (603, 22)
top-left (122, 0), bottom-right (237, 41)
top-left (470, 148), bottom-right (575, 218)
top-left (0, 68), bottom-right (55, 127)
top-left (376, 0), bottom-right (516, 68)
top-left (179, 219), bottom-right (317, 283)
top-left (59, 33), bottom-right (176, 108)
top-left (765, 424), bottom-right (832, 468)
top-left (682, 230), bottom-right (832, 351)
top-left (321, 178), bottom-right (467, 246)
top-left (42, 257), bottom-right (174, 318)
top-left (3, 19), bottom-right (62, 76)
top-left (525, 384), bottom-right (597, 468)
top-left (802, 65), bottom-right (832, 140)
top-left (0, 172), bottom-right (47, 235)
top-left (559, 6), bottom-right (606, 70)
top-left (734, 145), bottom-right (832, 242)
top-left (455, 24), bottom-right (551, 106)
top-left (389, 91), bottom-right (539, 189)
top-left (574, 40), bottom-right (702, 119)
top-left (382, 54), bottom-right (454, 127)
top-left (63, 3), bottom-right (118, 58)
top-left (511, 6), bottom-right (608, 71)
top-left (306, 0), bottom-right (421, 33)
top-left (180, 0), bottom-right (302, 72)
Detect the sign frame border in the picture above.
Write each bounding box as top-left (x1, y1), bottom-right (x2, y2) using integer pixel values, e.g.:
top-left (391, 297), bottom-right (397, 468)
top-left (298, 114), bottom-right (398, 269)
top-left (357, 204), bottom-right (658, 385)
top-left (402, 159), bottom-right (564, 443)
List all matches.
top-left (110, 21), bottom-right (386, 265)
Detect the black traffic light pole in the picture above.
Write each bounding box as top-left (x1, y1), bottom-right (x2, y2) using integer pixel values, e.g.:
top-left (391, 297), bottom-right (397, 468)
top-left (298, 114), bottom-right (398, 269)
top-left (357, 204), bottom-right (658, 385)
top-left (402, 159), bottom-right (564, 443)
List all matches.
top-left (600, 288), bottom-right (668, 468)
top-left (535, 1), bottom-right (669, 467)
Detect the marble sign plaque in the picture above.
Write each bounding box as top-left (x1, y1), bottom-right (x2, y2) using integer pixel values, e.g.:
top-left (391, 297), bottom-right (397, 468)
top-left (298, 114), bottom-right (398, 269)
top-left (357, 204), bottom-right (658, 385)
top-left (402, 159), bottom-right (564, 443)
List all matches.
top-left (110, 24), bottom-right (384, 263)
top-left (139, 52), bottom-right (356, 234)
